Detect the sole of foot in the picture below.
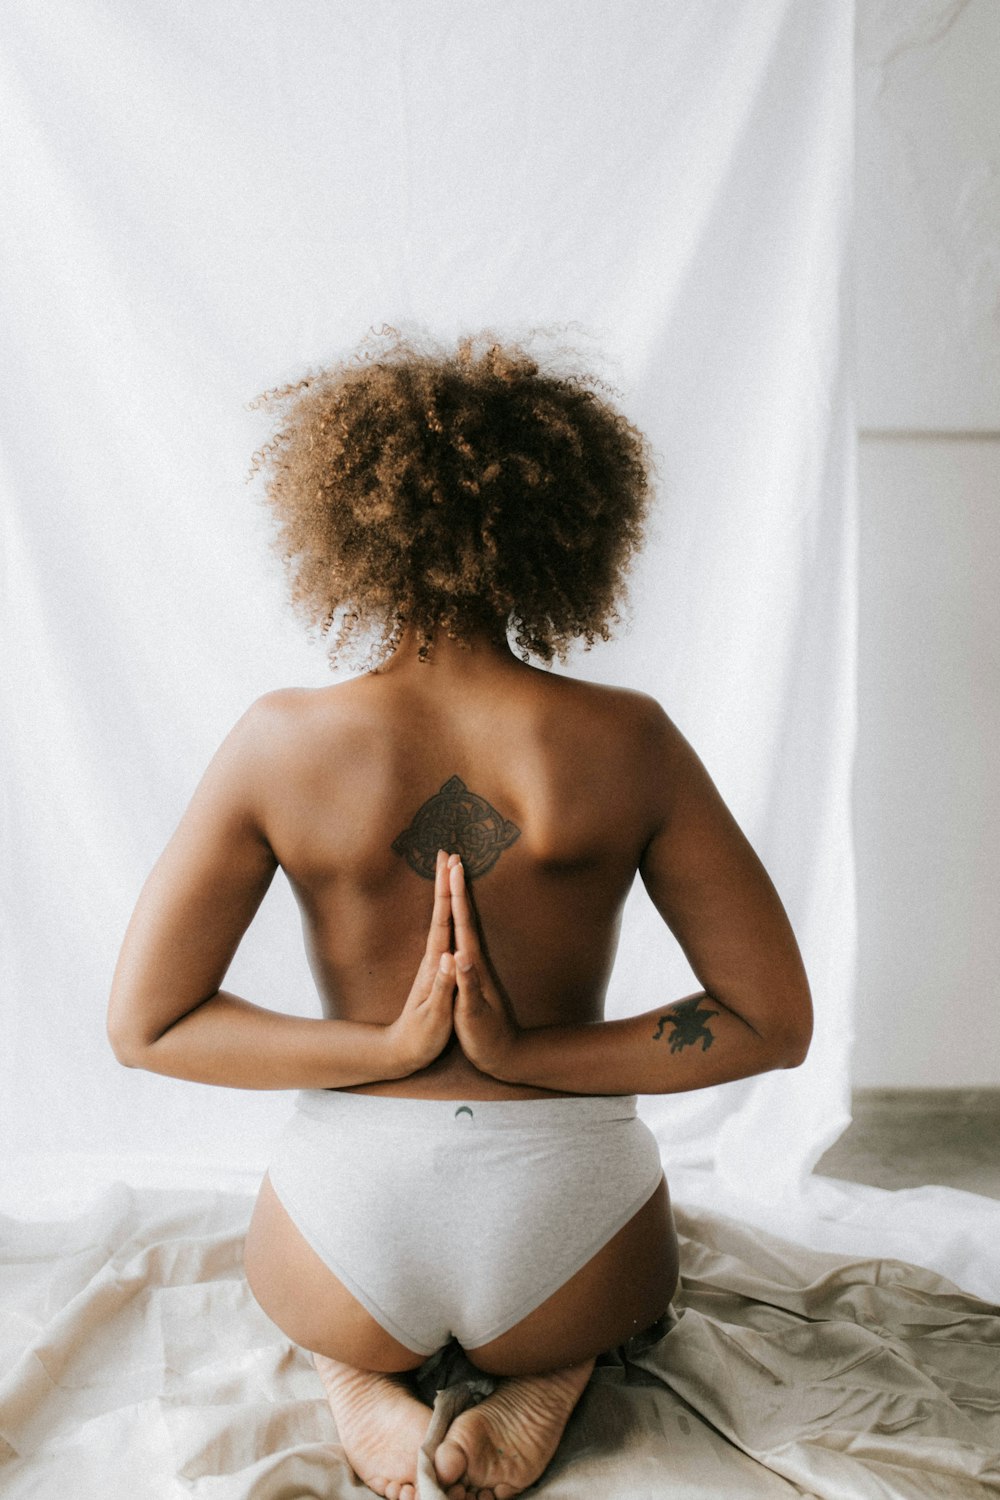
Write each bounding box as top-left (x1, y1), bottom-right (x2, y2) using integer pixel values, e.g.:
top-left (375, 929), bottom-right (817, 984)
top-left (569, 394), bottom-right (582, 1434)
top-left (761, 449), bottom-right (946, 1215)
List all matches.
top-left (313, 1352), bottom-right (432, 1500)
top-left (433, 1358), bottom-right (595, 1500)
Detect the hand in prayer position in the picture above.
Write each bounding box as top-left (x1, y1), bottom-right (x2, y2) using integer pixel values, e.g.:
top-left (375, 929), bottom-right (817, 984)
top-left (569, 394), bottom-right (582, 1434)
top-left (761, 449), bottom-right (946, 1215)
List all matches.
top-left (385, 849), bottom-right (461, 1075)
top-left (450, 856), bottom-right (525, 1078)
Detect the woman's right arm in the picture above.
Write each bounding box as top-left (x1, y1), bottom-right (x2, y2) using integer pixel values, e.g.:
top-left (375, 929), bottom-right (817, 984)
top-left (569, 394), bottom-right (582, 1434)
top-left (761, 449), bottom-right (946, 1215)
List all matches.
top-left (107, 698), bottom-right (455, 1089)
top-left (453, 705), bottom-right (813, 1095)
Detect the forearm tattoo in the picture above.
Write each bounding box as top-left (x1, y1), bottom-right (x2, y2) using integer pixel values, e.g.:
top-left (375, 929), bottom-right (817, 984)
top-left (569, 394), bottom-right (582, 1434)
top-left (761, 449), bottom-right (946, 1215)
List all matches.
top-left (392, 775), bottom-right (520, 880)
top-left (653, 996), bottom-right (719, 1054)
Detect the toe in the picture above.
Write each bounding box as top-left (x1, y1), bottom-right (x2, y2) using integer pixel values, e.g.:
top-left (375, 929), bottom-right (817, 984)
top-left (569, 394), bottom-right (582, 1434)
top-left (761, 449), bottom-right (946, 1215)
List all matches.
top-left (435, 1438), bottom-right (469, 1487)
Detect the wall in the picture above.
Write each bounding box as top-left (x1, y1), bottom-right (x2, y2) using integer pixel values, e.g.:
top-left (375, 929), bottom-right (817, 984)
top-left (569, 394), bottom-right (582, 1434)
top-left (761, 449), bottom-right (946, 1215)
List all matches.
top-left (854, 0), bottom-right (1000, 1085)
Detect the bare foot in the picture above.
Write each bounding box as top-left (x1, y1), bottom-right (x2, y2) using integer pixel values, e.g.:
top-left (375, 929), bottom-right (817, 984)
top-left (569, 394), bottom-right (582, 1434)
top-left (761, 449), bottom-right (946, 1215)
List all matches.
top-left (433, 1359), bottom-right (595, 1500)
top-left (313, 1353), bottom-right (431, 1500)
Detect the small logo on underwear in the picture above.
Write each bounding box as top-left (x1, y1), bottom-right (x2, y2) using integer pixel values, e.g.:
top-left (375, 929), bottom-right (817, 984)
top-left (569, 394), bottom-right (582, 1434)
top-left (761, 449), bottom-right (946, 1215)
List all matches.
top-left (454, 1105), bottom-right (475, 1121)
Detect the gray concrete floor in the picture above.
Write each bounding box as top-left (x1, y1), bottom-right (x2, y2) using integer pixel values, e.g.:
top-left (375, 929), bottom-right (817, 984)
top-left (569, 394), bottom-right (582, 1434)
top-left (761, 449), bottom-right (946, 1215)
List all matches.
top-left (813, 1089), bottom-right (1000, 1199)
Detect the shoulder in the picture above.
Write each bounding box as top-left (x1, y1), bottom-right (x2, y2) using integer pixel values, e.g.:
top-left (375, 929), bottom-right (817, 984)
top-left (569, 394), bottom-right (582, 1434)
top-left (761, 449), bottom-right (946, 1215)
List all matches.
top-left (228, 682), bottom-right (365, 747)
top-left (218, 681), bottom-right (388, 793)
top-left (596, 689), bottom-right (695, 806)
top-left (193, 686), bottom-right (364, 844)
top-left (200, 687), bottom-right (339, 797)
top-left (209, 688), bottom-right (309, 769)
top-left (530, 673), bottom-right (693, 802)
top-left (550, 677), bottom-right (715, 814)
top-left (540, 671), bottom-right (676, 747)
top-left (237, 684), bottom-right (329, 726)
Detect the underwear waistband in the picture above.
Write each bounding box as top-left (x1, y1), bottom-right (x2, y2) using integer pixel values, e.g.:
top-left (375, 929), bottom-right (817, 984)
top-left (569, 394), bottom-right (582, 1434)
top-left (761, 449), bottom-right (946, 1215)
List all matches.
top-left (293, 1088), bottom-right (638, 1132)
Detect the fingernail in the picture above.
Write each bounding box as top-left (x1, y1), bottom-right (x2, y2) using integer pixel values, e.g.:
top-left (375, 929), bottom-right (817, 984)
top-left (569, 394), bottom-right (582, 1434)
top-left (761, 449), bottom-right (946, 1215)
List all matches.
top-left (439, 952), bottom-right (454, 974)
top-left (457, 955), bottom-right (474, 973)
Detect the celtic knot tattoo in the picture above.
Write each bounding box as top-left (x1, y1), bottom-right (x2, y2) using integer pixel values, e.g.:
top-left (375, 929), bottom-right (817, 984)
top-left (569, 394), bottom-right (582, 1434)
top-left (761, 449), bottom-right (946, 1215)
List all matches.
top-left (392, 775), bottom-right (521, 880)
top-left (652, 997), bottom-right (719, 1054)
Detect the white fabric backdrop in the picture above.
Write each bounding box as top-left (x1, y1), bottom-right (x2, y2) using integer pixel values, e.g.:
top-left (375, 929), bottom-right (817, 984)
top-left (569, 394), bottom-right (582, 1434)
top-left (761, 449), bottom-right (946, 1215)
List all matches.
top-left (1, 2), bottom-right (855, 1203)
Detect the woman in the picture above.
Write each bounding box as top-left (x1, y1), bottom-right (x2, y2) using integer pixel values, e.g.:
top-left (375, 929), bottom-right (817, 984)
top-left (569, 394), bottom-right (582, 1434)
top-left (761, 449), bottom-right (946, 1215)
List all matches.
top-left (107, 332), bottom-right (812, 1500)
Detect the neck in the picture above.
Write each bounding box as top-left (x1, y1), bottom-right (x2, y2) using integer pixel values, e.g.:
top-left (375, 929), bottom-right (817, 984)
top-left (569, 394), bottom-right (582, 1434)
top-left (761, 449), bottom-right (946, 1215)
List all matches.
top-left (373, 623), bottom-right (520, 678)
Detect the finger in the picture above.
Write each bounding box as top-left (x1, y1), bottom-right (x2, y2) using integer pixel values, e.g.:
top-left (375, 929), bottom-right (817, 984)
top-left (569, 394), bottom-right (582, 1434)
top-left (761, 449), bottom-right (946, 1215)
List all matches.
top-left (449, 859), bottom-right (481, 959)
top-left (424, 850), bottom-right (453, 960)
top-left (454, 952), bottom-right (487, 1013)
top-left (421, 950), bottom-right (457, 1008)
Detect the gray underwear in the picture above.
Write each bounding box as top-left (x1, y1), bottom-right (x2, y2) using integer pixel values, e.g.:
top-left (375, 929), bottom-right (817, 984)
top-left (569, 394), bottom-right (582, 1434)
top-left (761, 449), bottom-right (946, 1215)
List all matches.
top-left (266, 1089), bottom-right (664, 1356)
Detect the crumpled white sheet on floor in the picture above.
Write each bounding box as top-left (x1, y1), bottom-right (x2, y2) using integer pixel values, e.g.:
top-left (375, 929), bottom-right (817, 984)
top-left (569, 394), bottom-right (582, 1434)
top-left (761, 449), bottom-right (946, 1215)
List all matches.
top-left (1, 1185), bottom-right (997, 1499)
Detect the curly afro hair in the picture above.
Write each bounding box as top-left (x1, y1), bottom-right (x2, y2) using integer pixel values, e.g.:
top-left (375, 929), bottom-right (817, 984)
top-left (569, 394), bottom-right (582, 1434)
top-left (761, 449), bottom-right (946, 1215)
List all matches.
top-left (247, 328), bottom-right (655, 667)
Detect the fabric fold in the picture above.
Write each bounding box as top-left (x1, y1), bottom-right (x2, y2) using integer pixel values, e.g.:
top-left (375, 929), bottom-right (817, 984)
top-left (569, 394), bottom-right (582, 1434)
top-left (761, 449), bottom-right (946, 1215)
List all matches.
top-left (2, 1186), bottom-right (998, 1499)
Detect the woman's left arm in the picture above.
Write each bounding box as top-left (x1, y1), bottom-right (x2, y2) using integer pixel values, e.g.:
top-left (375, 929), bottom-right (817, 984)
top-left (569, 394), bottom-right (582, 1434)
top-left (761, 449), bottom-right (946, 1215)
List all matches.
top-left (451, 708), bottom-right (814, 1096)
top-left (107, 697), bottom-right (454, 1089)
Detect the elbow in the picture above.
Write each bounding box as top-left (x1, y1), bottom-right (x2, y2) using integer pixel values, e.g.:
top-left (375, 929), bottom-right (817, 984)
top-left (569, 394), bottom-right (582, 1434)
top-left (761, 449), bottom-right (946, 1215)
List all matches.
top-left (777, 995), bottom-right (813, 1069)
top-left (106, 998), bottom-right (157, 1069)
top-left (107, 981), bottom-right (141, 1066)
top-left (107, 991), bottom-right (206, 1069)
top-left (780, 1027), bottom-right (812, 1069)
top-left (106, 981), bottom-right (167, 1069)
top-left (107, 1021), bottom-right (145, 1068)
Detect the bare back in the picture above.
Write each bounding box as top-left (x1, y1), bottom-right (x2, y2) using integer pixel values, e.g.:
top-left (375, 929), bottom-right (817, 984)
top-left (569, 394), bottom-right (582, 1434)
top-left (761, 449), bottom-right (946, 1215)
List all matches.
top-left (259, 655), bottom-right (664, 1099)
